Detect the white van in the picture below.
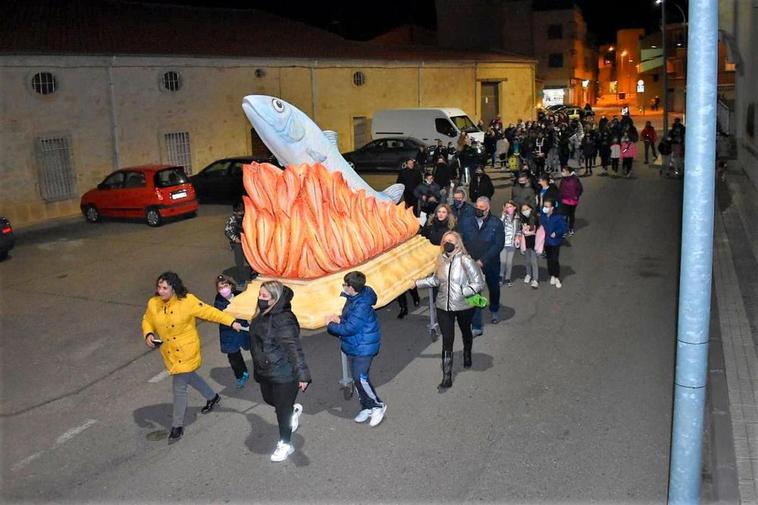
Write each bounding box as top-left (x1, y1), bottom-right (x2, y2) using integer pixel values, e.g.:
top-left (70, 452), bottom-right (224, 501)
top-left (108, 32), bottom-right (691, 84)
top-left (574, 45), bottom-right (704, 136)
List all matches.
top-left (372, 108), bottom-right (484, 146)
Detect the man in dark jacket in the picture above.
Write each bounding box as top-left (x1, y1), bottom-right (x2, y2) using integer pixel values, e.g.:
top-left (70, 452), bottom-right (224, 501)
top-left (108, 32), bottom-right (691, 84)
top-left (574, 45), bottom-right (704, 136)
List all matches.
top-left (451, 187), bottom-right (475, 221)
top-left (469, 167), bottom-right (495, 202)
top-left (396, 159), bottom-right (423, 215)
top-left (511, 171), bottom-right (536, 208)
top-left (326, 271), bottom-right (387, 427)
top-left (413, 172), bottom-right (442, 216)
top-left (459, 196), bottom-right (506, 334)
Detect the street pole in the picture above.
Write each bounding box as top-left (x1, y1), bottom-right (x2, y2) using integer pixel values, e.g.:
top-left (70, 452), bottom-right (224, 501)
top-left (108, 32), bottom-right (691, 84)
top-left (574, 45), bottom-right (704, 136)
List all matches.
top-left (667, 0), bottom-right (717, 502)
top-left (662, 0), bottom-right (669, 135)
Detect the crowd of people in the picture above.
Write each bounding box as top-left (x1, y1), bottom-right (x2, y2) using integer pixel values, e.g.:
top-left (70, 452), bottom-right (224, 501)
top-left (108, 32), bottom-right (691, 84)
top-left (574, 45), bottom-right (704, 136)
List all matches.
top-left (144, 106), bottom-right (677, 464)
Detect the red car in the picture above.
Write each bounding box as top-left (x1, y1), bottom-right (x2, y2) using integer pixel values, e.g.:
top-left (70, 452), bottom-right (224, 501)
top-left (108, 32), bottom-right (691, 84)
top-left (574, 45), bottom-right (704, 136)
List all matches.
top-left (80, 165), bottom-right (198, 226)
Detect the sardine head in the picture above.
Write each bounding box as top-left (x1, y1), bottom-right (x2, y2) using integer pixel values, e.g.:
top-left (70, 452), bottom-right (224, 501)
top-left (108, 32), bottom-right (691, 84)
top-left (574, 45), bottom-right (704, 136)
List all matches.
top-left (242, 95), bottom-right (305, 153)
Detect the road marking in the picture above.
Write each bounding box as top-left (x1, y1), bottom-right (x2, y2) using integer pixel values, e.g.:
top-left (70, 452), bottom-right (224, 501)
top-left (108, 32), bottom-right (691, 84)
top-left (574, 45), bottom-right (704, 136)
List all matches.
top-left (55, 419), bottom-right (98, 446)
top-left (148, 370), bottom-right (169, 383)
top-left (11, 451), bottom-right (43, 472)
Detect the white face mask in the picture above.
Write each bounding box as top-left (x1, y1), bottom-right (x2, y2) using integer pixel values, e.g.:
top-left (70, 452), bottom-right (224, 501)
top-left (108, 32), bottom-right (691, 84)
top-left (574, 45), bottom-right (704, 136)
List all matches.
top-left (522, 209), bottom-right (531, 217)
top-left (543, 207), bottom-right (551, 214)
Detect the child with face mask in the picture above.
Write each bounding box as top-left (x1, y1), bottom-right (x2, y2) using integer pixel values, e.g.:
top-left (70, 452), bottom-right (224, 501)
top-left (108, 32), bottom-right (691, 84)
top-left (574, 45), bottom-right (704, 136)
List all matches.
top-left (540, 198), bottom-right (568, 288)
top-left (213, 275), bottom-right (252, 389)
top-left (499, 200), bottom-right (521, 287)
top-left (519, 203), bottom-right (541, 288)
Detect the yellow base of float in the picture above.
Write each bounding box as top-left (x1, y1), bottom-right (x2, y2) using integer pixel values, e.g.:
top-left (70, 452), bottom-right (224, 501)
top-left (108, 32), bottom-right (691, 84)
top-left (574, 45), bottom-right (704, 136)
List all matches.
top-left (225, 235), bottom-right (439, 329)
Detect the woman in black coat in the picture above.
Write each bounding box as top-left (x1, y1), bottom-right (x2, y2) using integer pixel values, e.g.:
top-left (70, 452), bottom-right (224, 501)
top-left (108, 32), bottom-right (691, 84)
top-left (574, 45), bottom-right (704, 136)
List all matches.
top-left (250, 281), bottom-right (311, 462)
top-left (468, 167), bottom-right (495, 202)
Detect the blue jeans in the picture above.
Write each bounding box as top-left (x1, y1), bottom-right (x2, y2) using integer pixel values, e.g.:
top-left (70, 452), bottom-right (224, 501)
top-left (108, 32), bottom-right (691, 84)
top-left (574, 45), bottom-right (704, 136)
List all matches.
top-left (472, 266), bottom-right (501, 330)
top-left (348, 355), bottom-right (383, 410)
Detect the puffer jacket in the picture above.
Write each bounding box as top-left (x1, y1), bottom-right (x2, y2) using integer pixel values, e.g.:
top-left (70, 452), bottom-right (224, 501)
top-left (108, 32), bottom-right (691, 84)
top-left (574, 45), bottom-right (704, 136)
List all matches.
top-left (142, 293), bottom-right (236, 375)
top-left (327, 286), bottom-right (381, 357)
top-left (416, 252), bottom-right (485, 312)
top-left (214, 292), bottom-right (251, 354)
top-left (249, 286), bottom-right (311, 384)
top-left (559, 174), bottom-right (583, 205)
top-left (500, 213), bottom-right (520, 248)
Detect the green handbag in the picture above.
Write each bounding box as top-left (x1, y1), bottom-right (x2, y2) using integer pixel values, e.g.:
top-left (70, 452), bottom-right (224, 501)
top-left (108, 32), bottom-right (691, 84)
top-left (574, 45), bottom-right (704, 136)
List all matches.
top-left (466, 292), bottom-right (489, 308)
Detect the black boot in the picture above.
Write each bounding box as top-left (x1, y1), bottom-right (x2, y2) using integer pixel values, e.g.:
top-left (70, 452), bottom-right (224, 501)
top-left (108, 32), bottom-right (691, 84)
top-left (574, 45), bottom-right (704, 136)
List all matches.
top-left (439, 351), bottom-right (453, 389)
top-left (168, 426), bottom-right (183, 443)
top-left (397, 294), bottom-right (408, 319)
top-left (463, 348), bottom-right (472, 368)
top-left (201, 394), bottom-right (221, 414)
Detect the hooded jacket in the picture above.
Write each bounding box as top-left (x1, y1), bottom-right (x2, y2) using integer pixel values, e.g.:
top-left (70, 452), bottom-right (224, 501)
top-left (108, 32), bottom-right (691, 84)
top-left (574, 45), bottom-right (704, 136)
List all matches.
top-left (214, 291), bottom-right (251, 354)
top-left (249, 286), bottom-right (311, 384)
top-left (327, 286), bottom-right (381, 357)
top-left (416, 251), bottom-right (485, 312)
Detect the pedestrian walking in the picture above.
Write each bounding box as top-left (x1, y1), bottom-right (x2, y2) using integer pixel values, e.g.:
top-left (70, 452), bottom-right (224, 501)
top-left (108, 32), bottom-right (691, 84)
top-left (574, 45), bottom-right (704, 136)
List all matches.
top-left (326, 271), bottom-right (387, 426)
top-left (225, 202), bottom-right (253, 288)
top-left (558, 167), bottom-right (583, 235)
top-left (621, 134), bottom-right (637, 178)
top-left (468, 167), bottom-right (495, 202)
top-left (536, 174), bottom-right (560, 219)
top-left (422, 203), bottom-right (458, 246)
top-left (540, 199), bottom-right (568, 288)
top-left (250, 281), bottom-right (311, 462)
top-left (499, 200), bottom-right (520, 287)
top-left (450, 187), bottom-right (476, 222)
top-left (142, 272), bottom-right (243, 443)
top-left (641, 121), bottom-right (658, 164)
top-left (459, 196), bottom-right (505, 335)
top-left (213, 274), bottom-right (252, 389)
top-left (610, 137), bottom-right (621, 176)
top-left (598, 128), bottom-right (611, 176)
top-left (518, 203), bottom-right (542, 288)
top-left (414, 171), bottom-right (442, 220)
top-left (511, 171), bottom-right (536, 208)
top-left (416, 231), bottom-right (485, 388)
top-left (397, 159), bottom-right (424, 216)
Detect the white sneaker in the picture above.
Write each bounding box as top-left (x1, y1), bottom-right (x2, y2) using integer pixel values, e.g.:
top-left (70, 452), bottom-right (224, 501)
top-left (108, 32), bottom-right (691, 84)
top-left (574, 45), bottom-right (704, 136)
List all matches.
top-left (555, 278), bottom-right (562, 289)
top-left (369, 404), bottom-right (387, 427)
top-left (530, 280), bottom-right (539, 289)
top-left (549, 276), bottom-right (556, 285)
top-left (524, 275), bottom-right (531, 284)
top-left (291, 403), bottom-right (303, 433)
top-left (270, 441), bottom-right (294, 462)
top-left (354, 409), bottom-right (372, 423)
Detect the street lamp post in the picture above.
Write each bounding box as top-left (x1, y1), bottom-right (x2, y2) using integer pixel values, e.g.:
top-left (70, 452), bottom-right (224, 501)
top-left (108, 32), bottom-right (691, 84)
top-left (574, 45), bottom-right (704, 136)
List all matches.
top-left (657, 0), bottom-right (688, 136)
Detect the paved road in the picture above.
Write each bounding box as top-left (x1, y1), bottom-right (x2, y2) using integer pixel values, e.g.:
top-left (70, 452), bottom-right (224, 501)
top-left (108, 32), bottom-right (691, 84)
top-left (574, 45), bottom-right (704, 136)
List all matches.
top-left (1, 159), bottom-right (680, 503)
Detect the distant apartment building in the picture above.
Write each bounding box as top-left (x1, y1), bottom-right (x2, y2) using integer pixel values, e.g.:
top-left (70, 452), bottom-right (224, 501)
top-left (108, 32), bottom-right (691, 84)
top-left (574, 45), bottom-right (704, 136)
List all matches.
top-left (436, 0), bottom-right (598, 108)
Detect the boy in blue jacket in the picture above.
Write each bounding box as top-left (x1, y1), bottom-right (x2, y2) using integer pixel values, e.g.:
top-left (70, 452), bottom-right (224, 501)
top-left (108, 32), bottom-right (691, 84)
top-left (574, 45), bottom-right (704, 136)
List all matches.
top-left (541, 198), bottom-right (569, 288)
top-left (326, 271), bottom-right (387, 427)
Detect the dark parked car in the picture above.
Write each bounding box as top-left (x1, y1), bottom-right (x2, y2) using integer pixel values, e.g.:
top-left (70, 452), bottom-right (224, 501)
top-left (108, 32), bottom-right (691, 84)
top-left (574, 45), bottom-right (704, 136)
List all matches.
top-left (0, 217), bottom-right (15, 260)
top-left (80, 165), bottom-right (197, 227)
top-left (190, 156), bottom-right (282, 204)
top-left (342, 137), bottom-right (425, 172)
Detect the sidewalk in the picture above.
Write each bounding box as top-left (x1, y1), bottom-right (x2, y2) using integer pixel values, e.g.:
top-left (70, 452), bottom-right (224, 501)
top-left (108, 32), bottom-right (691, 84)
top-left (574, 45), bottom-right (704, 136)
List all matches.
top-left (709, 163), bottom-right (758, 503)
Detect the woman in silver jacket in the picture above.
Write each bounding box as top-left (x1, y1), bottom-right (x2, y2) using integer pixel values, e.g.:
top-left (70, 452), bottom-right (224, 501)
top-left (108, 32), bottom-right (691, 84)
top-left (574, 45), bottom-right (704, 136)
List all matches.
top-left (416, 231), bottom-right (485, 389)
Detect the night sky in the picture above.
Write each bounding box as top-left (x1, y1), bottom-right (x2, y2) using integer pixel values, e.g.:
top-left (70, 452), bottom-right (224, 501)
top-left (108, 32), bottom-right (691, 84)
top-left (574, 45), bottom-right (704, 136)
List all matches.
top-left (140, 0), bottom-right (686, 45)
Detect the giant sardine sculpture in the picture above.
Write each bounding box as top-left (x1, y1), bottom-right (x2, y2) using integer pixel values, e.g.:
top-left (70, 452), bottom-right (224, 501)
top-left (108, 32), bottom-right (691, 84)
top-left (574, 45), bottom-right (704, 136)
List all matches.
top-left (242, 95), bottom-right (405, 204)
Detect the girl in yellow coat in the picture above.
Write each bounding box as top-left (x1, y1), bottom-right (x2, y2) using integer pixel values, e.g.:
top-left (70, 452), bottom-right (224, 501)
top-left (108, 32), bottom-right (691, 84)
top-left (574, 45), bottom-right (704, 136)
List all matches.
top-left (142, 271), bottom-right (243, 443)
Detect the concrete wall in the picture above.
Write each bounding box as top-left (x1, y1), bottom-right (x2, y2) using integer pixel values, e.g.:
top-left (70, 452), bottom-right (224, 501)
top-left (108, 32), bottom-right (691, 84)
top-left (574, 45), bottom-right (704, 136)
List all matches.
top-left (0, 55), bottom-right (535, 227)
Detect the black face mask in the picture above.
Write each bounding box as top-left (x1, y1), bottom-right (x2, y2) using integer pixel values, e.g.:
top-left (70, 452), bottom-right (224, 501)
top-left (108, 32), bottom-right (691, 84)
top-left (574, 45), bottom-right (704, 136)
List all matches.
top-left (257, 299), bottom-right (270, 311)
top-left (443, 242), bottom-right (456, 254)
top-left (453, 200), bottom-right (463, 208)
top-left (475, 208), bottom-right (486, 218)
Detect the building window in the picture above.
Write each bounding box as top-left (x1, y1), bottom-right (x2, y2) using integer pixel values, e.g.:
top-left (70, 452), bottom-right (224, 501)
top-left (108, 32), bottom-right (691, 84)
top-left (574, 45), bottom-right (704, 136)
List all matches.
top-left (548, 54), bottom-right (564, 68)
top-left (162, 71), bottom-right (182, 92)
top-left (31, 72), bottom-right (58, 95)
top-left (609, 81), bottom-right (618, 93)
top-left (165, 131), bottom-right (192, 174)
top-left (353, 71), bottom-right (366, 87)
top-left (35, 136), bottom-right (76, 201)
top-left (547, 24), bottom-right (562, 40)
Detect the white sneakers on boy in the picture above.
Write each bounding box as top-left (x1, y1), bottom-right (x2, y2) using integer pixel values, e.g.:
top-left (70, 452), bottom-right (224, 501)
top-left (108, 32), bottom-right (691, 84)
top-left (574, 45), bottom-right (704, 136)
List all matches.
top-left (555, 278), bottom-right (562, 289)
top-left (270, 441), bottom-right (294, 462)
top-left (524, 274), bottom-right (531, 284)
top-left (369, 404), bottom-right (387, 427)
top-left (549, 276), bottom-right (556, 285)
top-left (291, 403), bottom-right (303, 433)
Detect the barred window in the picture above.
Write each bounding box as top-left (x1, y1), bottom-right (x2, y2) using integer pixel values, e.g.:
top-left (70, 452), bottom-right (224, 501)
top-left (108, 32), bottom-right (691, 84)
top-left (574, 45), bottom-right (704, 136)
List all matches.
top-left (35, 136), bottom-right (76, 201)
top-left (31, 72), bottom-right (57, 95)
top-left (162, 71), bottom-right (182, 92)
top-left (353, 71), bottom-right (366, 87)
top-left (165, 131), bottom-right (192, 174)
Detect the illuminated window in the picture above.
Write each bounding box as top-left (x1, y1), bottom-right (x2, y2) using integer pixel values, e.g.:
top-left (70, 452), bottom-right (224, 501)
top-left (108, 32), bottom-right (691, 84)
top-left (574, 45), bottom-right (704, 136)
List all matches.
top-left (609, 81), bottom-right (618, 93)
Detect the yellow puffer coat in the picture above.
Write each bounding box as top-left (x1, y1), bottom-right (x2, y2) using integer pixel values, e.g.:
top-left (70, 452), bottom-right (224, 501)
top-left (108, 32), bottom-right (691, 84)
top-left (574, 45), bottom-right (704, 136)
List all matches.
top-left (142, 293), bottom-right (237, 375)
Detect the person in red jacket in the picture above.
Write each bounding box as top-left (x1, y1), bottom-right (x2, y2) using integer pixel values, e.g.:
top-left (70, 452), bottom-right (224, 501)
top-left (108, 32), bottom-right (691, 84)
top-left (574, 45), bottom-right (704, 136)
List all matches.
top-left (641, 121), bottom-right (658, 164)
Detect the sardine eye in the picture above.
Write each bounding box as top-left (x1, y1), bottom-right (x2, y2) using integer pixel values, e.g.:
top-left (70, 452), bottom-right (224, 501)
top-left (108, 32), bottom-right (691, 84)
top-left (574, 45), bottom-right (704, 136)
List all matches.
top-left (272, 99), bottom-right (285, 112)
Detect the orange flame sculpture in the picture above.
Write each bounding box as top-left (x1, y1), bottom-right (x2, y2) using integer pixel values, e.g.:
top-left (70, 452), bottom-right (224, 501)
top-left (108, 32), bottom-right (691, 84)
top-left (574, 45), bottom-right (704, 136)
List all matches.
top-left (241, 162), bottom-right (420, 279)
